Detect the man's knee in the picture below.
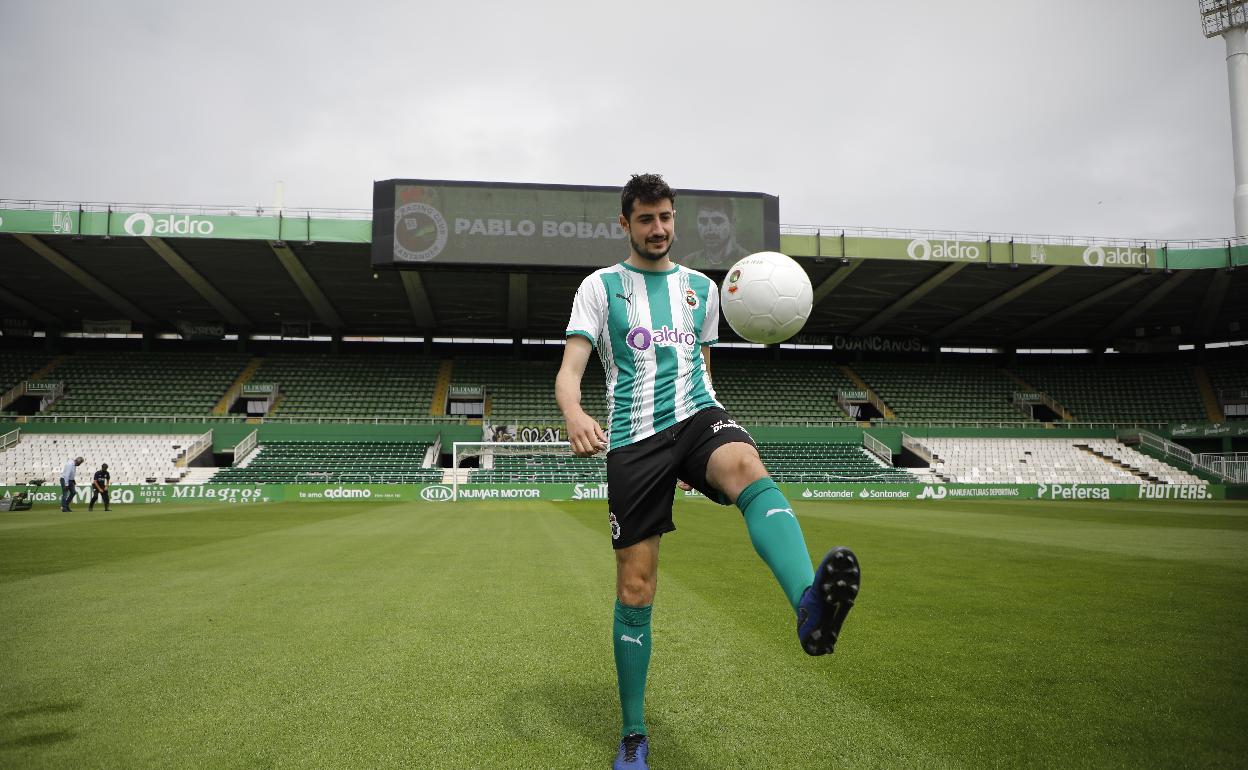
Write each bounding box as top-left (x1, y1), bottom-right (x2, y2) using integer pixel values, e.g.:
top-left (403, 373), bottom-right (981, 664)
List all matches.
top-left (708, 443), bottom-right (768, 500)
top-left (617, 573), bottom-right (656, 606)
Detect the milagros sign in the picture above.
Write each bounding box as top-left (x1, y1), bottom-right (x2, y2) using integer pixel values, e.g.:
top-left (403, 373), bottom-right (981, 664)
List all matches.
top-left (371, 179), bottom-right (780, 270)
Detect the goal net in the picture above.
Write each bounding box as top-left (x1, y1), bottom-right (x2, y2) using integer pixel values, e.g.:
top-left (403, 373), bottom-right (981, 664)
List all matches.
top-left (451, 441), bottom-right (606, 500)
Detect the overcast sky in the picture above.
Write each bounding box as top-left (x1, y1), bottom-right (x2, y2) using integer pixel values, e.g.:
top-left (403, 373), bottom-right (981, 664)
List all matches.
top-left (0, 0), bottom-right (1236, 241)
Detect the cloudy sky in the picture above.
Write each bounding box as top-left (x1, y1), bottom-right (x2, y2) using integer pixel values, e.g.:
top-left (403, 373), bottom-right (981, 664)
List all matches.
top-left (0, 0), bottom-right (1236, 240)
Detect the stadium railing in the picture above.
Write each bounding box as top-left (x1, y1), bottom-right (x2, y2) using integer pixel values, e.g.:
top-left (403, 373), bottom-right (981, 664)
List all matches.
top-left (1198, 453), bottom-right (1248, 483)
top-left (901, 434), bottom-right (935, 464)
top-left (1122, 429), bottom-right (1238, 483)
top-left (233, 430), bottom-right (259, 464)
top-left (863, 433), bottom-right (892, 465)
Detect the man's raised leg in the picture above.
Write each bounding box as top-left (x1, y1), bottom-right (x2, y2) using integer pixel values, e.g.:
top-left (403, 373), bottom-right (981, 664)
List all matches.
top-left (706, 442), bottom-right (860, 656)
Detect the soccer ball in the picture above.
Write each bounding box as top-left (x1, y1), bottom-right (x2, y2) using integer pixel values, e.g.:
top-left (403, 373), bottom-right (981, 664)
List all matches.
top-left (720, 251), bottom-right (813, 344)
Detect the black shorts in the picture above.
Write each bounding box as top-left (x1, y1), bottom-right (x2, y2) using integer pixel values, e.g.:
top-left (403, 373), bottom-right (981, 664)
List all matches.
top-left (606, 406), bottom-right (757, 550)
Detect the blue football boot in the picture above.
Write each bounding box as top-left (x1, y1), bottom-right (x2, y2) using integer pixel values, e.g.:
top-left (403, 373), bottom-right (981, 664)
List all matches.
top-left (612, 732), bottom-right (649, 770)
top-left (797, 546), bottom-right (860, 656)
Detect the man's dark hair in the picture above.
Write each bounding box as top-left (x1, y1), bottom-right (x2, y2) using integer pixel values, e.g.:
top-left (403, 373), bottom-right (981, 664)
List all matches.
top-left (621, 173), bottom-right (676, 219)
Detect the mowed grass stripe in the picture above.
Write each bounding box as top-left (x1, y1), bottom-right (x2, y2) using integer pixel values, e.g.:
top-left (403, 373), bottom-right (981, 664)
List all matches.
top-left (624, 498), bottom-right (1248, 768)
top-left (0, 499), bottom-right (1245, 768)
top-left (800, 500), bottom-right (1248, 564)
top-left (554, 500), bottom-right (956, 768)
top-left (1, 501), bottom-right (618, 768)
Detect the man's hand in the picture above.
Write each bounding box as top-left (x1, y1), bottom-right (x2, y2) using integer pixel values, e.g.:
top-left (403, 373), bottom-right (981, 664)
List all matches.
top-left (566, 410), bottom-right (607, 457)
top-left (676, 479), bottom-right (693, 492)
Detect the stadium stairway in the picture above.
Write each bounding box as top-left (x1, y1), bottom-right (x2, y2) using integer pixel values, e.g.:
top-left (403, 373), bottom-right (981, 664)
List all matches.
top-left (839, 365), bottom-right (895, 419)
top-left (25, 355), bottom-right (63, 382)
top-left (1000, 369), bottom-right (1074, 421)
top-left (213, 356), bottom-right (265, 415)
top-left (1073, 443), bottom-right (1164, 483)
top-left (429, 359), bottom-right (454, 417)
top-left (851, 361), bottom-right (1028, 423)
top-left (180, 467), bottom-right (219, 484)
top-left (1194, 366), bottom-right (1226, 422)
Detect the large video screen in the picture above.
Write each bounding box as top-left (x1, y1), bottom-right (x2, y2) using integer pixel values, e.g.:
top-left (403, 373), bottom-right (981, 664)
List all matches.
top-left (372, 179), bottom-right (779, 271)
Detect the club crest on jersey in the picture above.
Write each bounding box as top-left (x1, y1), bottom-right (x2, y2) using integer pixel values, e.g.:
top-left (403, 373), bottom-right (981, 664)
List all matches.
top-left (684, 289), bottom-right (699, 309)
top-left (609, 511), bottom-right (621, 540)
top-left (729, 269), bottom-right (741, 283)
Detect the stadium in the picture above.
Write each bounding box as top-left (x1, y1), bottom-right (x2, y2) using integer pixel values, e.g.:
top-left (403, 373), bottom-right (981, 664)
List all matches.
top-left (0, 175), bottom-right (1245, 767)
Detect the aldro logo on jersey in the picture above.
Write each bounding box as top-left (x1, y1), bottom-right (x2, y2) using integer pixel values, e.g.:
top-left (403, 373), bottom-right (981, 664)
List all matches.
top-left (626, 325), bottom-right (697, 352)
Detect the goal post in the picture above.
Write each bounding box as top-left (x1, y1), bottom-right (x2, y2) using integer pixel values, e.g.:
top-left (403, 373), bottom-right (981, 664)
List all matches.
top-left (451, 440), bottom-right (574, 501)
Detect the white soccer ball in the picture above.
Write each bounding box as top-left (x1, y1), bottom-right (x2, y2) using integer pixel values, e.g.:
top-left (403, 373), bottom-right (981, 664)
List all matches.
top-left (720, 251), bottom-right (813, 344)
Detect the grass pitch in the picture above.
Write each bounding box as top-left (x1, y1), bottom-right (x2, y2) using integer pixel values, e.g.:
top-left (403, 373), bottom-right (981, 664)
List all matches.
top-left (1, 497), bottom-right (1246, 769)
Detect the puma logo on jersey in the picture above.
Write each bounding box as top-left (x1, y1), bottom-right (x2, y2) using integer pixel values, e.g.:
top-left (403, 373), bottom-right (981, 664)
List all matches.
top-left (620, 633), bottom-right (645, 646)
top-left (765, 508), bottom-right (795, 519)
top-left (615, 292), bottom-right (633, 305)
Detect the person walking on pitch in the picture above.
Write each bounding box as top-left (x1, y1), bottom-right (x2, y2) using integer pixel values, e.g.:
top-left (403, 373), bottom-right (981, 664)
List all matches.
top-left (556, 173), bottom-right (861, 770)
top-left (60, 456), bottom-right (83, 512)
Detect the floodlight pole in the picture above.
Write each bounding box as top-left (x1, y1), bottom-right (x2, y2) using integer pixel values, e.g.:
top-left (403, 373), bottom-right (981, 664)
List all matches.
top-left (1227, 26), bottom-right (1248, 236)
top-left (1202, 1), bottom-right (1248, 235)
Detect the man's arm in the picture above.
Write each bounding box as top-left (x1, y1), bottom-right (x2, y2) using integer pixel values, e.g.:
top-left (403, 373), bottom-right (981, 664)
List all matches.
top-left (701, 344), bottom-right (711, 380)
top-left (556, 335), bottom-right (607, 457)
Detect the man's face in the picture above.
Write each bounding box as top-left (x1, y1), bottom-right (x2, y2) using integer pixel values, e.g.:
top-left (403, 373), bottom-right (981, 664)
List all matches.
top-left (621, 199), bottom-right (675, 261)
top-left (696, 208), bottom-right (732, 251)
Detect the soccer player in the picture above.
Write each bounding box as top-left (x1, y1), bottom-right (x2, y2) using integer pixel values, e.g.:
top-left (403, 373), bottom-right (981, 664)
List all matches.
top-left (556, 174), bottom-right (861, 770)
top-left (60, 455), bottom-right (83, 512)
top-left (89, 462), bottom-right (111, 511)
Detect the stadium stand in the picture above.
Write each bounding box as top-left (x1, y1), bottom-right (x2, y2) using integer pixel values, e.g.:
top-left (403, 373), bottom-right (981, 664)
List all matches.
top-left (850, 361), bottom-right (1026, 422)
top-left (0, 433), bottom-right (205, 485)
top-left (467, 453), bottom-right (606, 484)
top-left (1010, 360), bottom-right (1205, 423)
top-left (462, 441), bottom-right (917, 485)
top-left (0, 351), bottom-right (42, 392)
top-left (39, 352), bottom-right (248, 416)
top-left (208, 440), bottom-right (440, 484)
top-left (1207, 359), bottom-right (1248, 417)
top-left (917, 437), bottom-right (1202, 485)
top-left (452, 355), bottom-right (607, 423)
top-left (711, 358), bottom-right (856, 423)
top-left (253, 354), bottom-right (442, 419)
top-left (0, 351), bottom-right (45, 416)
top-left (759, 441), bottom-right (919, 483)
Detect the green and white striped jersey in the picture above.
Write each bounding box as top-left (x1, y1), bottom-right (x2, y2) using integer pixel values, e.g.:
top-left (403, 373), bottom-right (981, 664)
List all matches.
top-left (566, 261), bottom-right (721, 451)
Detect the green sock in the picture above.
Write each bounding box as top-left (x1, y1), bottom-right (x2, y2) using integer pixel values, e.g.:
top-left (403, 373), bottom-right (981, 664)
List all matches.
top-left (613, 600), bottom-right (652, 737)
top-left (737, 477), bottom-right (816, 611)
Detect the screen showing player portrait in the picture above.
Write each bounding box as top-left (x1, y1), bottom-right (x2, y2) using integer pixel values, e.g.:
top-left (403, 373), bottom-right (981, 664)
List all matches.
top-left (371, 179), bottom-right (779, 270)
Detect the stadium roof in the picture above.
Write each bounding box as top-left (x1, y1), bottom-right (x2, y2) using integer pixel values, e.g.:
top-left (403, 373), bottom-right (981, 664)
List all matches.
top-left (1, 200), bottom-right (1245, 349)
